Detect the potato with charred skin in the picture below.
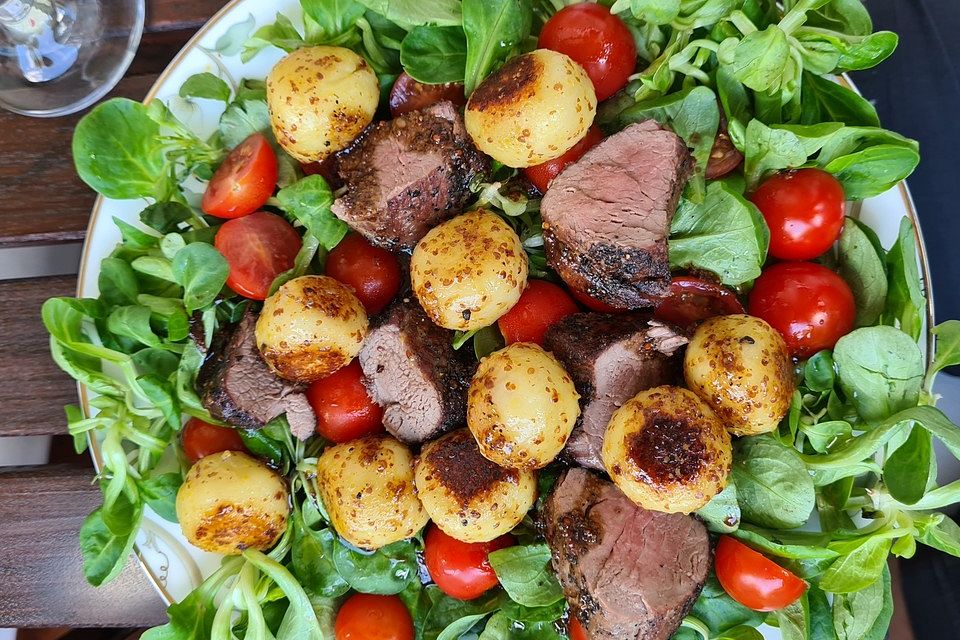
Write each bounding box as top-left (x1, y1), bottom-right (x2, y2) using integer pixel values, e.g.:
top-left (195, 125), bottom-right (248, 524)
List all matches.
top-left (415, 429), bottom-right (537, 543)
top-left (411, 209), bottom-right (528, 331)
top-left (684, 314), bottom-right (795, 436)
top-left (465, 49), bottom-right (597, 168)
top-left (256, 275), bottom-right (368, 383)
top-left (602, 386), bottom-right (732, 514)
top-left (176, 451), bottom-right (289, 554)
top-left (467, 343), bottom-right (580, 470)
top-left (317, 435), bottom-right (429, 550)
top-left (267, 46), bottom-right (379, 163)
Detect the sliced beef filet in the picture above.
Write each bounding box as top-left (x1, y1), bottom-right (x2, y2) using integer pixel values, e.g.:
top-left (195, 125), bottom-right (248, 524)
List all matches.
top-left (541, 120), bottom-right (693, 308)
top-left (332, 102), bottom-right (490, 251)
top-left (197, 310), bottom-right (316, 440)
top-left (359, 299), bottom-right (476, 444)
top-left (543, 469), bottom-right (710, 640)
top-left (544, 313), bottom-right (687, 470)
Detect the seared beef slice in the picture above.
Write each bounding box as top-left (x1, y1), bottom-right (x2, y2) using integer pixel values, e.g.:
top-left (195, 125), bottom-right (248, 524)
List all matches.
top-left (544, 313), bottom-right (686, 470)
top-left (544, 469), bottom-right (710, 640)
top-left (359, 299), bottom-right (476, 444)
top-left (332, 102), bottom-right (490, 251)
top-left (541, 120), bottom-right (693, 308)
top-left (198, 310), bottom-right (316, 440)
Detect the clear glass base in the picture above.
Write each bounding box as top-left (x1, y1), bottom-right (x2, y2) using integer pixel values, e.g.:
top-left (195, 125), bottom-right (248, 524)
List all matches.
top-left (0, 0), bottom-right (145, 117)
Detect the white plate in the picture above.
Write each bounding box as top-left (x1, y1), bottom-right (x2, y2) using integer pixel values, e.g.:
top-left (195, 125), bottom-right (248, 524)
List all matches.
top-left (75, 0), bottom-right (935, 624)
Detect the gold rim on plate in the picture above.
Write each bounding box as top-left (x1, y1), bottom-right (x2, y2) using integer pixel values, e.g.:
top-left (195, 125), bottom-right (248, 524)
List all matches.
top-left (74, 3), bottom-right (937, 607)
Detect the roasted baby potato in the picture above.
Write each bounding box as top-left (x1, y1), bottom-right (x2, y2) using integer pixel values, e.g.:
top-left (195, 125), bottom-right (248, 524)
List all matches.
top-left (415, 429), bottom-right (537, 543)
top-left (267, 45), bottom-right (379, 163)
top-left (467, 343), bottom-right (580, 469)
top-left (176, 450), bottom-right (289, 555)
top-left (464, 49), bottom-right (597, 168)
top-left (256, 275), bottom-right (368, 383)
top-left (411, 209), bottom-right (528, 331)
top-left (317, 435), bottom-right (429, 550)
top-left (684, 314), bottom-right (795, 436)
top-left (602, 386), bottom-right (732, 514)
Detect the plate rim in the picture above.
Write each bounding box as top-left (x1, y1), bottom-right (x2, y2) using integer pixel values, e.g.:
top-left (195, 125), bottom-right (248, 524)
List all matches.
top-left (73, 2), bottom-right (937, 608)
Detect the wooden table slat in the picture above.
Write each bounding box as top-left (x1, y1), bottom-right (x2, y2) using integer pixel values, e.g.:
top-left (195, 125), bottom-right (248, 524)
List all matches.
top-left (0, 464), bottom-right (167, 628)
top-left (0, 274), bottom-right (83, 436)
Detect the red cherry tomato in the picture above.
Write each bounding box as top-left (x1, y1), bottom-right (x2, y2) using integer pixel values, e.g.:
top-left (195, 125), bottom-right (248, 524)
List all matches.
top-left (750, 168), bottom-right (846, 260)
top-left (715, 536), bottom-right (807, 612)
top-left (181, 418), bottom-right (247, 464)
top-left (424, 526), bottom-right (514, 600)
top-left (748, 261), bottom-right (855, 359)
top-left (202, 133), bottom-right (278, 219)
top-left (306, 360), bottom-right (385, 443)
top-left (325, 234), bottom-right (402, 315)
top-left (654, 276), bottom-right (745, 329)
top-left (497, 280), bottom-right (579, 345)
top-left (214, 211), bottom-right (302, 300)
top-left (334, 593), bottom-right (414, 640)
top-left (568, 286), bottom-right (625, 314)
top-left (539, 3), bottom-right (637, 101)
top-left (524, 126), bottom-right (604, 193)
top-left (568, 618), bottom-right (588, 640)
top-left (389, 72), bottom-right (467, 117)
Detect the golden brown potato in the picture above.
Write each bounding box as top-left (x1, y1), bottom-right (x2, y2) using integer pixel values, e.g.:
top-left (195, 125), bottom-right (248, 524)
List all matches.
top-left (467, 343), bottom-right (580, 469)
top-left (267, 45), bottom-right (379, 163)
top-left (464, 49), bottom-right (597, 168)
top-left (176, 451), bottom-right (289, 555)
top-left (684, 314), bottom-right (795, 436)
top-left (602, 386), bottom-right (732, 514)
top-left (415, 429), bottom-right (537, 543)
top-left (256, 275), bottom-right (368, 383)
top-left (316, 435), bottom-right (429, 550)
top-left (411, 209), bottom-right (528, 331)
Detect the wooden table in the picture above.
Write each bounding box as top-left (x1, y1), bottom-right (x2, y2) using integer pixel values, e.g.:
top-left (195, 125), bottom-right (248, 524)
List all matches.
top-left (0, 0), bottom-right (226, 629)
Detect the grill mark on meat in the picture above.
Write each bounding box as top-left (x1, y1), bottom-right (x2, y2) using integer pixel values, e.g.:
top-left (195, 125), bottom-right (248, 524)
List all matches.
top-left (541, 120), bottom-right (693, 308)
top-left (197, 309), bottom-right (316, 440)
top-left (359, 299), bottom-right (476, 444)
top-left (332, 102), bottom-right (489, 251)
top-left (420, 429), bottom-right (519, 506)
top-left (543, 469), bottom-right (709, 640)
top-left (544, 314), bottom-right (686, 470)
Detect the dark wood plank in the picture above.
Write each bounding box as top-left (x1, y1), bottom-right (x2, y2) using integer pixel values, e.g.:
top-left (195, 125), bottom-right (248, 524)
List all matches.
top-left (0, 464), bottom-right (168, 628)
top-left (0, 0), bottom-right (230, 248)
top-left (0, 274), bottom-right (81, 436)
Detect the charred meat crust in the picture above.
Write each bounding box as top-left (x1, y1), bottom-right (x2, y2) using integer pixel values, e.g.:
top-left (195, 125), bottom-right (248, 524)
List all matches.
top-left (332, 102), bottom-right (490, 252)
top-left (543, 313), bottom-right (687, 470)
top-left (359, 298), bottom-right (477, 444)
top-left (541, 120), bottom-right (693, 308)
top-left (197, 309), bottom-right (316, 439)
top-left (542, 469), bottom-right (710, 640)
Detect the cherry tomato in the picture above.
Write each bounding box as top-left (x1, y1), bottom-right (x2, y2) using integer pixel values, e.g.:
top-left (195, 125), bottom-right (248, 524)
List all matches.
top-left (568, 286), bottom-right (625, 314)
top-left (389, 72), bottom-right (467, 117)
top-left (748, 261), bottom-right (855, 359)
top-left (334, 593), bottom-right (414, 640)
top-left (306, 360), bottom-right (385, 443)
top-left (539, 3), bottom-right (637, 101)
top-left (568, 618), bottom-right (588, 640)
top-left (497, 280), bottom-right (579, 345)
top-left (214, 211), bottom-right (302, 300)
top-left (524, 126), bottom-right (604, 193)
top-left (202, 133), bottom-right (278, 219)
top-left (325, 234), bottom-right (402, 315)
top-left (715, 536), bottom-right (807, 612)
top-left (750, 168), bottom-right (846, 260)
top-left (424, 526), bottom-right (514, 600)
top-left (181, 418), bottom-right (246, 464)
top-left (654, 276), bottom-right (745, 329)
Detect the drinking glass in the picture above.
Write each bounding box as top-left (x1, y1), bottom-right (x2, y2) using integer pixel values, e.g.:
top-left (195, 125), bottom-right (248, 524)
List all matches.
top-left (0, 0), bottom-right (145, 117)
